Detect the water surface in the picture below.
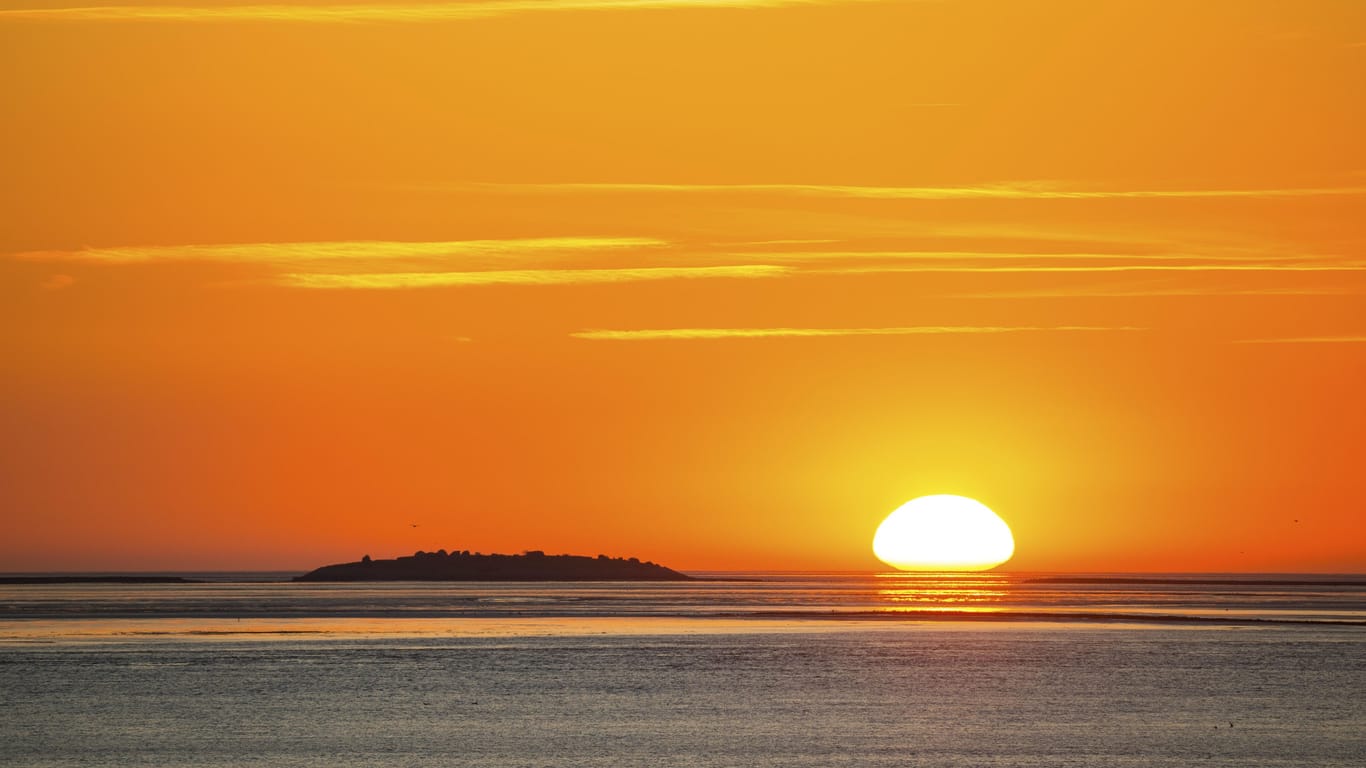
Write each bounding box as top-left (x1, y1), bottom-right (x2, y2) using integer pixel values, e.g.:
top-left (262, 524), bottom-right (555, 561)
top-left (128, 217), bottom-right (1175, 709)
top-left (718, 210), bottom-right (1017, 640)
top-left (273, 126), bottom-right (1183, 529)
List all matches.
top-left (1, 573), bottom-right (1362, 767)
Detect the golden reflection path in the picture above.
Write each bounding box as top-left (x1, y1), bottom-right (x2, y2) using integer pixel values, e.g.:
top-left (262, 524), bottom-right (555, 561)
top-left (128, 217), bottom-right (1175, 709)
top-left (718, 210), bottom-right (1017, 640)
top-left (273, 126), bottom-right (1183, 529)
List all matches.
top-left (873, 572), bottom-right (1011, 610)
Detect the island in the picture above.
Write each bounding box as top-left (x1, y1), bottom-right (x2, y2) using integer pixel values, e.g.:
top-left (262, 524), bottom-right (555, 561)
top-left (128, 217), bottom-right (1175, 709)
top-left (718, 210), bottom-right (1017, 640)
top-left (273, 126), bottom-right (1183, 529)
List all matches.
top-left (293, 549), bottom-right (695, 582)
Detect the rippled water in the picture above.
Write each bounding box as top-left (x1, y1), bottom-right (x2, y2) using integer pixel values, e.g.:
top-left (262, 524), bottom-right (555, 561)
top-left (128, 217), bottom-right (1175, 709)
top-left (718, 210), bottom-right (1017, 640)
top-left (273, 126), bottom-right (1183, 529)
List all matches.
top-left (1, 574), bottom-right (1363, 767)
top-left (3, 572), bottom-right (1363, 625)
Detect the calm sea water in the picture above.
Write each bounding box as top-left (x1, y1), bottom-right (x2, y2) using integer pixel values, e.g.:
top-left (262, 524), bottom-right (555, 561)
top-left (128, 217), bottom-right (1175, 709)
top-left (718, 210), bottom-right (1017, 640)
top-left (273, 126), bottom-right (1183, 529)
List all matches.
top-left (1, 573), bottom-right (1363, 767)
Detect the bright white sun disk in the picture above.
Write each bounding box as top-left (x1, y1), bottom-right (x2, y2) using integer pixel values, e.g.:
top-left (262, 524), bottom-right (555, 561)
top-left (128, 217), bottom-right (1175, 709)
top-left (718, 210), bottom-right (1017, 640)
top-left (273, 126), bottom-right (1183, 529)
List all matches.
top-left (873, 495), bottom-right (1015, 571)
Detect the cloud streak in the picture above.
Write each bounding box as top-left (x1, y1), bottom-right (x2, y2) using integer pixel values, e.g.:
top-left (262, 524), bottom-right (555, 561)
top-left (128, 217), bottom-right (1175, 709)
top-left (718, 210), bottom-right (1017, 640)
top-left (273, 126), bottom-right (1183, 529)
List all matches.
top-left (277, 264), bottom-right (789, 288)
top-left (16, 237), bottom-right (1362, 297)
top-left (268, 249), bottom-right (1364, 288)
top-left (947, 285), bottom-right (1366, 299)
top-left (39, 274), bottom-right (76, 291)
top-left (15, 237), bottom-right (661, 265)
top-left (708, 250), bottom-right (1323, 265)
top-left (1234, 335), bottom-right (1366, 344)
top-left (453, 180), bottom-right (1366, 201)
top-left (0, 0), bottom-right (864, 23)
top-left (822, 262), bottom-right (1366, 275)
top-left (572, 326), bottom-right (1142, 340)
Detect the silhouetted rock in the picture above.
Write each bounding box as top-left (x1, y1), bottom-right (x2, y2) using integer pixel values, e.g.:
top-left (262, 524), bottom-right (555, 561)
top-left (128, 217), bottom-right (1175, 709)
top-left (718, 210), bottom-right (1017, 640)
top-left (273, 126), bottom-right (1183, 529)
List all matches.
top-left (293, 550), bottom-right (694, 582)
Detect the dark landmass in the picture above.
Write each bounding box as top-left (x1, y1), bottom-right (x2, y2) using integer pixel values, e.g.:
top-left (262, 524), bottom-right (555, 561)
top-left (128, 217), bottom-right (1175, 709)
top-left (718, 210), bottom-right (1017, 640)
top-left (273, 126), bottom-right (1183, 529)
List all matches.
top-left (294, 549), bottom-right (695, 582)
top-left (0, 576), bottom-right (203, 585)
top-left (1026, 577), bottom-right (1366, 587)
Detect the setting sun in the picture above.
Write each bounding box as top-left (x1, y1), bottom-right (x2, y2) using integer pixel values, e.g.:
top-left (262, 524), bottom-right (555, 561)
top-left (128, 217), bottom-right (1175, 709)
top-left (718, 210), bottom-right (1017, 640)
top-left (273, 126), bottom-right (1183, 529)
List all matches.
top-left (2, 2), bottom-right (1364, 764)
top-left (872, 495), bottom-right (1015, 572)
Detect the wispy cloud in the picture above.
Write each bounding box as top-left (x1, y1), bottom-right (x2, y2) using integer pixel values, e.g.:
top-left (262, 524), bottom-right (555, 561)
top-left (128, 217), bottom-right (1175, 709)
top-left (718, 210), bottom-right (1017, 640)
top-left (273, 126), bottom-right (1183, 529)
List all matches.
top-left (1234, 335), bottom-right (1366, 344)
top-left (14, 237), bottom-right (661, 265)
top-left (0, 0), bottom-right (867, 23)
top-left (572, 326), bottom-right (1142, 340)
top-left (724, 239), bottom-right (842, 247)
top-left (709, 250), bottom-right (1319, 265)
top-left (39, 274), bottom-right (75, 291)
top-left (822, 262), bottom-right (1366, 275)
top-left (948, 285), bottom-right (1366, 299)
top-left (18, 237), bottom-right (1364, 289)
top-left (448, 180), bottom-right (1366, 201)
top-left (278, 264), bottom-right (789, 288)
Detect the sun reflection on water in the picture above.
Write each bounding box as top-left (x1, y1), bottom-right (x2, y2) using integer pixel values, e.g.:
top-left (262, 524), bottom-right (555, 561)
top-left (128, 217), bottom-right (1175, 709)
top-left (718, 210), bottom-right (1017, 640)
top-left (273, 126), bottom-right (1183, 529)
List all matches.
top-left (873, 572), bottom-right (1011, 610)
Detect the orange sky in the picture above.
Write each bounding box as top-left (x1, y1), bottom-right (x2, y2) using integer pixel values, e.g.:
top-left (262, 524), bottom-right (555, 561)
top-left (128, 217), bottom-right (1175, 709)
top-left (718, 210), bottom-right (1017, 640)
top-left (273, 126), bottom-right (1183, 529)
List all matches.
top-left (2, 0), bottom-right (1364, 572)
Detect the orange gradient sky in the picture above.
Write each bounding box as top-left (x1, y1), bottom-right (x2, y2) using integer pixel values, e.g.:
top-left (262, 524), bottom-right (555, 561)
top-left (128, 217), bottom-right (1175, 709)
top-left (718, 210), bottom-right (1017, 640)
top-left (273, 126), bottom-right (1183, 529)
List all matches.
top-left (2, 0), bottom-right (1364, 572)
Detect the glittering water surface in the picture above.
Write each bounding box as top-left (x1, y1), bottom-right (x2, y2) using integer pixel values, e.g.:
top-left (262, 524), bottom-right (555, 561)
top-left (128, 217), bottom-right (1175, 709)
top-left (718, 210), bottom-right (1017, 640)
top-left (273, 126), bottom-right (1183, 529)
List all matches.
top-left (3, 572), bottom-right (1363, 624)
top-left (1, 574), bottom-right (1363, 767)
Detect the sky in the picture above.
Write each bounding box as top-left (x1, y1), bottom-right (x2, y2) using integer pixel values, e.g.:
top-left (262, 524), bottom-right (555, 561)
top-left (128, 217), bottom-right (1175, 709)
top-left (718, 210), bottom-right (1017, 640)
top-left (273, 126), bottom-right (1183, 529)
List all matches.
top-left (2, 0), bottom-right (1364, 573)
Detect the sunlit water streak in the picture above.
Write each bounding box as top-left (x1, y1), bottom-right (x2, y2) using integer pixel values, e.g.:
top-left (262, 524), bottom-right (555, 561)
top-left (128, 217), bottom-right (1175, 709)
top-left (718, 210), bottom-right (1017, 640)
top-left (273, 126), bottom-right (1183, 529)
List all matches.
top-left (1, 572), bottom-right (1362, 628)
top-left (0, 574), bottom-right (1362, 767)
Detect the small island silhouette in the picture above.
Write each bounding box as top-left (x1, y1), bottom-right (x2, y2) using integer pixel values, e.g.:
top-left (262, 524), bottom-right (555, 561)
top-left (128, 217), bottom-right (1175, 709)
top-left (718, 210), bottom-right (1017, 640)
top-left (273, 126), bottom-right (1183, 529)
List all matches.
top-left (293, 549), bottom-right (694, 582)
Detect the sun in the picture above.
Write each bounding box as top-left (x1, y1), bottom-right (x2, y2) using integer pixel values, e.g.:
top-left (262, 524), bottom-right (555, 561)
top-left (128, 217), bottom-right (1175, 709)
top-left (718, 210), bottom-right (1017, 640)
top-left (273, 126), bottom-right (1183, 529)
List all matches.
top-left (872, 495), bottom-right (1015, 571)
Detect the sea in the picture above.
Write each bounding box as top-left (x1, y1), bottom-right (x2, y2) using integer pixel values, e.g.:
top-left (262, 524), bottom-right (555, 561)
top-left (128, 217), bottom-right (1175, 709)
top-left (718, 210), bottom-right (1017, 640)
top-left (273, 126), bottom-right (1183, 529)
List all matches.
top-left (1, 572), bottom-right (1362, 767)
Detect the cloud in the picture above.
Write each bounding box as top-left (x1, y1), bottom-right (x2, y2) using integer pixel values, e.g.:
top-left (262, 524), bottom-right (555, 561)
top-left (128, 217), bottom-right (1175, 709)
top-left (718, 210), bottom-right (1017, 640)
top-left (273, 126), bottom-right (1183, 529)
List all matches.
top-left (14, 237), bottom-right (662, 265)
top-left (736, 250), bottom-right (1199, 262)
top-left (448, 180), bottom-right (1366, 201)
top-left (1234, 336), bottom-right (1366, 344)
top-left (947, 285), bottom-right (1366, 299)
top-left (821, 262), bottom-right (1366, 275)
top-left (724, 239), bottom-right (842, 247)
top-left (689, 246), bottom-right (1362, 276)
top-left (39, 274), bottom-right (75, 291)
top-left (277, 264), bottom-right (789, 288)
top-left (18, 236), bottom-right (1362, 292)
top-left (571, 326), bottom-right (1143, 340)
top-left (0, 0), bottom-right (871, 23)
top-left (709, 250), bottom-right (1320, 265)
